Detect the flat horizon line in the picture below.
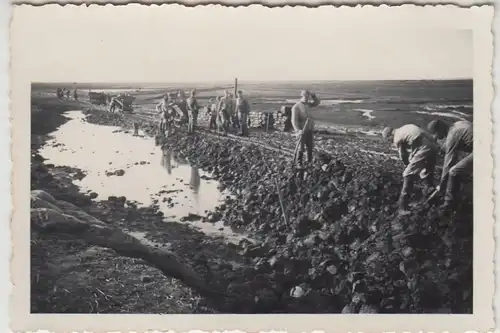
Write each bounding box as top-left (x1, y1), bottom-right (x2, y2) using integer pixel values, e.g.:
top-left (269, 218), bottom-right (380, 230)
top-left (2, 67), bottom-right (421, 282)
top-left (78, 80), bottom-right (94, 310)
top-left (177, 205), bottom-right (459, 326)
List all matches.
top-left (33, 77), bottom-right (473, 86)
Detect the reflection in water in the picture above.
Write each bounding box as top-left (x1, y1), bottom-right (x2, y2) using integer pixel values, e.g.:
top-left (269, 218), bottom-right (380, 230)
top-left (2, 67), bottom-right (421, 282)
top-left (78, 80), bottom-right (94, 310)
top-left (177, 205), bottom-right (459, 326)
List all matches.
top-left (161, 148), bottom-right (185, 172)
top-left (161, 149), bottom-right (173, 174)
top-left (39, 111), bottom-right (251, 244)
top-left (190, 166), bottom-right (201, 198)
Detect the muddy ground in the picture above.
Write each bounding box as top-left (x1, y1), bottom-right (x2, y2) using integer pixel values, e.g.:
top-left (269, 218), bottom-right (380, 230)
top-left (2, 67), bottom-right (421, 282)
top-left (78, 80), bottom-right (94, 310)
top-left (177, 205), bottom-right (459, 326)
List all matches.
top-left (31, 94), bottom-right (473, 314)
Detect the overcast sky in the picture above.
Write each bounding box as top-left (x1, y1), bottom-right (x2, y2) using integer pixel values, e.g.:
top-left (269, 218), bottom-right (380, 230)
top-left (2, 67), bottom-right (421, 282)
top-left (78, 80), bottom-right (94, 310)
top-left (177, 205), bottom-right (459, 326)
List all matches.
top-left (14, 5), bottom-right (473, 82)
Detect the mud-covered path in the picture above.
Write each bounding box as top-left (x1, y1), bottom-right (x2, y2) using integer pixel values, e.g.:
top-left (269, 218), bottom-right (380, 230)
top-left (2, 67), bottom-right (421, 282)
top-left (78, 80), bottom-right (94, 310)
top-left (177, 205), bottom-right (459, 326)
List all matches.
top-left (31, 94), bottom-right (473, 314)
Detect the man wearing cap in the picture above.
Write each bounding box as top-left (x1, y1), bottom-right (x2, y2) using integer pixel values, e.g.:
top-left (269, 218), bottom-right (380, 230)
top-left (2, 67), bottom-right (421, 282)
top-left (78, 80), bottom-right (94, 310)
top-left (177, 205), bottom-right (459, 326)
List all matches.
top-left (382, 124), bottom-right (438, 213)
top-left (156, 94), bottom-right (169, 135)
top-left (291, 90), bottom-right (321, 166)
top-left (176, 90), bottom-right (189, 123)
top-left (236, 90), bottom-right (251, 136)
top-left (109, 94), bottom-right (123, 113)
top-left (206, 97), bottom-right (218, 130)
top-left (187, 90), bottom-right (200, 134)
top-left (217, 91), bottom-right (232, 136)
top-left (156, 94), bottom-right (176, 136)
top-left (426, 119), bottom-right (473, 210)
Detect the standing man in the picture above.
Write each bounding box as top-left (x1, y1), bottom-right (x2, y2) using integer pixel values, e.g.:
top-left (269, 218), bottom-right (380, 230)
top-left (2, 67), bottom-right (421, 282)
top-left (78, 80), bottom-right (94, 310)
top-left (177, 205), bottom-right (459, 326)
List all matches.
top-left (291, 90), bottom-right (321, 166)
top-left (230, 93), bottom-right (239, 131)
top-left (156, 94), bottom-right (173, 136)
top-left (217, 92), bottom-right (231, 136)
top-left (109, 95), bottom-right (120, 113)
top-left (236, 90), bottom-right (251, 136)
top-left (205, 98), bottom-right (215, 130)
top-left (209, 97), bottom-right (220, 130)
top-left (176, 90), bottom-right (189, 124)
top-left (73, 89), bottom-right (78, 101)
top-left (187, 90), bottom-right (200, 134)
top-left (382, 124), bottom-right (439, 213)
top-left (427, 119), bottom-right (473, 210)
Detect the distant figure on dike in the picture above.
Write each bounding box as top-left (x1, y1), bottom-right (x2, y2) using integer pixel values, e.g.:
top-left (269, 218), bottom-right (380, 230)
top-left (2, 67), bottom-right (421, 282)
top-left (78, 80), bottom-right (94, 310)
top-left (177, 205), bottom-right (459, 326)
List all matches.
top-left (156, 94), bottom-right (174, 136)
top-left (235, 90), bottom-right (251, 137)
top-left (187, 90), bottom-right (200, 134)
top-left (217, 92), bottom-right (231, 136)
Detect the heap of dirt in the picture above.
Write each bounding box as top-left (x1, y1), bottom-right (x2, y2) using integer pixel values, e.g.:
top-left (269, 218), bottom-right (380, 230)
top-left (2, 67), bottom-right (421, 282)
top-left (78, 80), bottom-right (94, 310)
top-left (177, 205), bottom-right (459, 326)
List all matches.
top-left (83, 108), bottom-right (472, 313)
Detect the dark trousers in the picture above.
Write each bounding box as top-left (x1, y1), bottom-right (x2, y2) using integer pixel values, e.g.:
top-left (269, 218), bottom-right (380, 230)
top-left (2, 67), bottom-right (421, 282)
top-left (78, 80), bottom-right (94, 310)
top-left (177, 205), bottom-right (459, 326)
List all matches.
top-left (239, 111), bottom-right (249, 136)
top-left (232, 114), bottom-right (240, 130)
top-left (298, 130), bottom-right (314, 164)
top-left (217, 110), bottom-right (229, 135)
top-left (209, 113), bottom-right (217, 130)
top-left (444, 153), bottom-right (473, 205)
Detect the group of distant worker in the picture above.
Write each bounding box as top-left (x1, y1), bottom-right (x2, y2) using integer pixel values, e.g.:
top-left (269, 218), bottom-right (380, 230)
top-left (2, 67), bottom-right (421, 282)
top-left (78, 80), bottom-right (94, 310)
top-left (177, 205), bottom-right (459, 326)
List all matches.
top-left (56, 88), bottom-right (78, 101)
top-left (156, 89), bottom-right (252, 137)
top-left (155, 88), bottom-right (320, 167)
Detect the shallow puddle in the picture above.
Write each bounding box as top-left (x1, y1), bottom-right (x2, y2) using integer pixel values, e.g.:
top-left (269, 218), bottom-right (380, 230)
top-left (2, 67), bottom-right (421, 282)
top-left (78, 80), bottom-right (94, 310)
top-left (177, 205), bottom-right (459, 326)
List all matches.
top-left (39, 110), bottom-right (249, 243)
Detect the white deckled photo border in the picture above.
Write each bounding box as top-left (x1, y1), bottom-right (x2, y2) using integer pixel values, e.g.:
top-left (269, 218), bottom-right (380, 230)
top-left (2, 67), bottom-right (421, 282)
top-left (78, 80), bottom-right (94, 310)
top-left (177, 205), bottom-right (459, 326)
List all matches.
top-left (8, 3), bottom-right (495, 333)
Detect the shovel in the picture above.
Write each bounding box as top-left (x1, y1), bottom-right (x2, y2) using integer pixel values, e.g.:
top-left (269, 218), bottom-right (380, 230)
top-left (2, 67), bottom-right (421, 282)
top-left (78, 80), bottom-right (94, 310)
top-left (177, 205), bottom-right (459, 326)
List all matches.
top-left (426, 186), bottom-right (441, 204)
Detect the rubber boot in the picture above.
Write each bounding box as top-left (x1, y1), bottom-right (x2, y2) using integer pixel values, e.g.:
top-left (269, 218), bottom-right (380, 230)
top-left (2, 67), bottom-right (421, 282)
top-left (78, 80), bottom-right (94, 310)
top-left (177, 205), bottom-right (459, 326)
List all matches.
top-left (398, 193), bottom-right (410, 212)
top-left (307, 150), bottom-right (313, 165)
top-left (422, 174), bottom-right (435, 199)
top-left (441, 174), bottom-right (459, 212)
top-left (398, 176), bottom-right (413, 213)
top-left (297, 151), bottom-right (304, 168)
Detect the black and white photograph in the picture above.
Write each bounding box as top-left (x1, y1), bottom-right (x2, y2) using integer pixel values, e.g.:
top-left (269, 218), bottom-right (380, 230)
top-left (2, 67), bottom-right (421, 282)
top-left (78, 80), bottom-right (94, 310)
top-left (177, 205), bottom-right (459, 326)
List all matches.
top-left (9, 3), bottom-right (494, 332)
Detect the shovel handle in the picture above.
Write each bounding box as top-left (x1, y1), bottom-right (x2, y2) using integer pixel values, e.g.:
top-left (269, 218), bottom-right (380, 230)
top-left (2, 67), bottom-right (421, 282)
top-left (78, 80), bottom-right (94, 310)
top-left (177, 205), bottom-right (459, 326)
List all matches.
top-left (426, 189), bottom-right (440, 203)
